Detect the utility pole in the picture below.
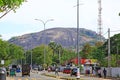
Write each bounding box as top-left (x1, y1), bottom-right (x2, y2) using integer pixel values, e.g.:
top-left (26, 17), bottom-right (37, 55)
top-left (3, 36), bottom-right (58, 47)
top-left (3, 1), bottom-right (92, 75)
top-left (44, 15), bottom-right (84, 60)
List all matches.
top-left (108, 28), bottom-right (111, 76)
top-left (116, 45), bottom-right (119, 67)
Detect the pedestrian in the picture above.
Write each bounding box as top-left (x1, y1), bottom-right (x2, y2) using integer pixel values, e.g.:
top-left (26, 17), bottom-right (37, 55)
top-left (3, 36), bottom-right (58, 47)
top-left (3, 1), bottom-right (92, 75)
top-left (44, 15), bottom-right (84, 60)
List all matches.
top-left (55, 67), bottom-right (59, 76)
top-left (48, 67), bottom-right (51, 72)
top-left (93, 69), bottom-right (96, 77)
top-left (98, 69), bottom-right (101, 78)
top-left (103, 68), bottom-right (107, 78)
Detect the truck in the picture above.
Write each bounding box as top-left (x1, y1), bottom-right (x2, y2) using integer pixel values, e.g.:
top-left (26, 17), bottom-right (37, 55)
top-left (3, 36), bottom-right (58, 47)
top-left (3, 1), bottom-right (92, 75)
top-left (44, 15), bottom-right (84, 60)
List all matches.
top-left (22, 64), bottom-right (30, 77)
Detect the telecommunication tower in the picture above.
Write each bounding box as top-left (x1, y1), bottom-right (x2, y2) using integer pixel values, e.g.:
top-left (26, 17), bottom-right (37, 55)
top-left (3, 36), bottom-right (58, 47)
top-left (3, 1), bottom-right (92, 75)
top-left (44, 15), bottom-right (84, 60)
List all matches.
top-left (98, 0), bottom-right (102, 41)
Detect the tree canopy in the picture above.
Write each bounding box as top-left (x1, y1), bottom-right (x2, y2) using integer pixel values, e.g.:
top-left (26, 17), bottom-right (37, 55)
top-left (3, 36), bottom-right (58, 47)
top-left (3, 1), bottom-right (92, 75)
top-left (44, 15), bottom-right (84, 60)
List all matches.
top-left (0, 39), bottom-right (24, 66)
top-left (0, 0), bottom-right (25, 19)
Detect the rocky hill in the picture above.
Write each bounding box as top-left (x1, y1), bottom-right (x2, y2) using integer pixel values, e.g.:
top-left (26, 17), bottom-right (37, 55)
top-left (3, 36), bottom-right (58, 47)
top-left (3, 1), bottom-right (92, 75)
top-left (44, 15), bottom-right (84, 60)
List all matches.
top-left (8, 28), bottom-right (104, 50)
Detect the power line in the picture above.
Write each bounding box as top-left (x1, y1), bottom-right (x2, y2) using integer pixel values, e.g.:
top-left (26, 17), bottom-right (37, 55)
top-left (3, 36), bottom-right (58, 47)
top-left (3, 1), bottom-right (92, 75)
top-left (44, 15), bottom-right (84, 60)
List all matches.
top-left (102, 31), bottom-right (108, 36)
top-left (110, 30), bottom-right (120, 32)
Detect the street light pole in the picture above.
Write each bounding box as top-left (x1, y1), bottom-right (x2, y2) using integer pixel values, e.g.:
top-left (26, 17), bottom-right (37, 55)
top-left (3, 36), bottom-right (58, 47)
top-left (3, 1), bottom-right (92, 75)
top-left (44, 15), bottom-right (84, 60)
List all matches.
top-left (76, 0), bottom-right (80, 79)
top-left (35, 19), bottom-right (54, 70)
top-left (77, 0), bottom-right (80, 67)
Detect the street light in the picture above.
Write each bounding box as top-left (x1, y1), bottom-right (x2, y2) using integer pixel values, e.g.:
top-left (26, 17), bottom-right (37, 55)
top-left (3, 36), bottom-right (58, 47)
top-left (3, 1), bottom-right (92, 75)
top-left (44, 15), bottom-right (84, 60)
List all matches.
top-left (35, 19), bottom-right (54, 70)
top-left (76, 0), bottom-right (80, 79)
top-left (77, 0), bottom-right (80, 67)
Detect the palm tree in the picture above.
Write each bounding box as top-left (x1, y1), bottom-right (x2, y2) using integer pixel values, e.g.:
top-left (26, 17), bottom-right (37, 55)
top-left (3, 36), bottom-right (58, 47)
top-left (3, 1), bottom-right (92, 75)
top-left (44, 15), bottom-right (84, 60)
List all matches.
top-left (48, 41), bottom-right (57, 56)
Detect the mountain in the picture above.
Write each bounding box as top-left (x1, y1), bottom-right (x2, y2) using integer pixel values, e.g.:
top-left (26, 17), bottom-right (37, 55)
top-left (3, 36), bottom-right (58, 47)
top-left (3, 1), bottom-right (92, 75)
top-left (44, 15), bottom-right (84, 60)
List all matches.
top-left (8, 28), bottom-right (104, 50)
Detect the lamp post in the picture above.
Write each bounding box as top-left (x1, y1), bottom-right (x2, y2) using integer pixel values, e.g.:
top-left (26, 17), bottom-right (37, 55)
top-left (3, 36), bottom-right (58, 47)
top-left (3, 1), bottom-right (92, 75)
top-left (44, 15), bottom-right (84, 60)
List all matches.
top-left (76, 0), bottom-right (80, 79)
top-left (35, 19), bottom-right (54, 70)
top-left (77, 0), bottom-right (80, 67)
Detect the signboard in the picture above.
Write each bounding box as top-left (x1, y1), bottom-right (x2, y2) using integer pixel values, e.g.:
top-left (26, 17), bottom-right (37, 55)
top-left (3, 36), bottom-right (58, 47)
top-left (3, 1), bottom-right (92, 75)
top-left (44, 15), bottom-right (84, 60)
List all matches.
top-left (1, 60), bottom-right (4, 64)
top-left (80, 59), bottom-right (97, 64)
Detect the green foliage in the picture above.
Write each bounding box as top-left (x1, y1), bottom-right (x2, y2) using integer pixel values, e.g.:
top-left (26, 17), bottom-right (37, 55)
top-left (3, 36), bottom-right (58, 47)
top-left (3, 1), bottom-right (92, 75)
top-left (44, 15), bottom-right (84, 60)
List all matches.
top-left (81, 43), bottom-right (92, 58)
top-left (79, 34), bottom-right (120, 67)
top-left (0, 39), bottom-right (24, 66)
top-left (101, 33), bottom-right (120, 67)
top-left (0, 0), bottom-right (25, 12)
top-left (26, 45), bottom-right (53, 66)
top-left (48, 42), bottom-right (64, 64)
top-left (48, 41), bottom-right (63, 56)
top-left (26, 42), bottom-right (77, 67)
top-left (0, 0), bottom-right (25, 19)
top-left (90, 47), bottom-right (105, 66)
top-left (80, 42), bottom-right (106, 66)
top-left (61, 49), bottom-right (77, 64)
top-left (110, 54), bottom-right (117, 67)
top-left (103, 33), bottom-right (120, 55)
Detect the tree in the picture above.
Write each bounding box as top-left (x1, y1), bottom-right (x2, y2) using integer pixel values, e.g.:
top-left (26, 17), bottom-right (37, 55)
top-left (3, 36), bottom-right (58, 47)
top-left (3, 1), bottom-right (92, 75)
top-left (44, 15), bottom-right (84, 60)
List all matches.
top-left (48, 41), bottom-right (57, 56)
top-left (8, 43), bottom-right (24, 63)
top-left (0, 0), bottom-right (25, 19)
top-left (80, 43), bottom-right (92, 58)
top-left (89, 47), bottom-right (106, 66)
top-left (60, 48), bottom-right (77, 65)
top-left (103, 33), bottom-right (120, 55)
top-left (102, 33), bottom-right (120, 67)
top-left (0, 39), bottom-right (24, 66)
top-left (95, 41), bottom-right (104, 47)
top-left (26, 45), bottom-right (53, 67)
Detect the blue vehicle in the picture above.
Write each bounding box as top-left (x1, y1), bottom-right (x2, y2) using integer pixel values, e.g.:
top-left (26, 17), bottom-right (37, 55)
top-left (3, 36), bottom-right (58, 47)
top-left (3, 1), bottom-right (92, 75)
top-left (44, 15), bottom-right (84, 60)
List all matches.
top-left (16, 68), bottom-right (21, 73)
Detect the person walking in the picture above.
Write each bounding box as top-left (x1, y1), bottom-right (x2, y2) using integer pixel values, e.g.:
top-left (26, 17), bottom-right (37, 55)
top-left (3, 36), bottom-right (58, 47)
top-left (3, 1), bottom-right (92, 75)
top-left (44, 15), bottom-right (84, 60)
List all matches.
top-left (103, 68), bottom-right (107, 78)
top-left (98, 69), bottom-right (101, 78)
top-left (55, 67), bottom-right (59, 76)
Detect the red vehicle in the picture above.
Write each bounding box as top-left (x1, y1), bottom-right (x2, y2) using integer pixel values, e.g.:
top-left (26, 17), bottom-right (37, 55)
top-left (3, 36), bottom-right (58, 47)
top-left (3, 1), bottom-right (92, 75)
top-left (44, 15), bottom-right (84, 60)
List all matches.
top-left (63, 67), bottom-right (71, 74)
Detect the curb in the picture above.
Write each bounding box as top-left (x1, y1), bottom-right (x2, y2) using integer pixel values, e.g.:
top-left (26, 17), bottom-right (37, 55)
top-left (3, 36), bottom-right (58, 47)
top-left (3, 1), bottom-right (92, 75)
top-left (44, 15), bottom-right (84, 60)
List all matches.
top-left (42, 73), bottom-right (82, 80)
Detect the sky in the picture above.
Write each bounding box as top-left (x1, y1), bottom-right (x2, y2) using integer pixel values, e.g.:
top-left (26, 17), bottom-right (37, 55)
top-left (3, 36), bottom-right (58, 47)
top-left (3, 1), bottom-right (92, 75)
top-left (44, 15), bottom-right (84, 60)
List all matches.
top-left (0, 0), bottom-right (120, 40)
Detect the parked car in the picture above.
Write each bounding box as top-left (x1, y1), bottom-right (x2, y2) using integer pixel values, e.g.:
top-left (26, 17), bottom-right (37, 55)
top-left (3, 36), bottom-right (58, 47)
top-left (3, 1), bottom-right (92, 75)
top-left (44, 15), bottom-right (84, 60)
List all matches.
top-left (70, 68), bottom-right (77, 76)
top-left (63, 67), bottom-right (71, 74)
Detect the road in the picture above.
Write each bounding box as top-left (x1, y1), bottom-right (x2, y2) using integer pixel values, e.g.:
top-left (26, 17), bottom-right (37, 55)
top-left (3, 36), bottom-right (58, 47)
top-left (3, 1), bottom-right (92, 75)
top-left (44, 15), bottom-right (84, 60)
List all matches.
top-left (7, 71), bottom-right (63, 80)
top-left (6, 71), bottom-right (113, 80)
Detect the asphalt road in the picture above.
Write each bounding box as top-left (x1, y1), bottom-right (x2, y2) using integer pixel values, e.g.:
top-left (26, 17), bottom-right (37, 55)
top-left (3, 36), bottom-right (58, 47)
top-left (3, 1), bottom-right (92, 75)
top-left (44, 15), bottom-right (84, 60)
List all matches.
top-left (6, 70), bottom-right (113, 80)
top-left (6, 71), bottom-right (63, 80)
